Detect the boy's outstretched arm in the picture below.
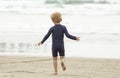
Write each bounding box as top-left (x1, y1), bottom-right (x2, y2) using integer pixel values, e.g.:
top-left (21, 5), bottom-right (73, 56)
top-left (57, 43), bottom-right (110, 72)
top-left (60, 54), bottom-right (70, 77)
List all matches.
top-left (38, 28), bottom-right (52, 46)
top-left (64, 26), bottom-right (80, 41)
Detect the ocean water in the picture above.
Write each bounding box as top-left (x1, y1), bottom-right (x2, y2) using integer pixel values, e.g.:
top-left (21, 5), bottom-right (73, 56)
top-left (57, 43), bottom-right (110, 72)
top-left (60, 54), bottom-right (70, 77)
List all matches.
top-left (0, 0), bottom-right (120, 58)
top-left (0, 0), bottom-right (120, 15)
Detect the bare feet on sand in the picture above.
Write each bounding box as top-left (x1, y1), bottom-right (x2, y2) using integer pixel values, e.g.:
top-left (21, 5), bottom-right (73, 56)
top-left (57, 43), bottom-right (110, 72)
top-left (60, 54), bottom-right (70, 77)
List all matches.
top-left (53, 72), bottom-right (57, 75)
top-left (61, 62), bottom-right (66, 71)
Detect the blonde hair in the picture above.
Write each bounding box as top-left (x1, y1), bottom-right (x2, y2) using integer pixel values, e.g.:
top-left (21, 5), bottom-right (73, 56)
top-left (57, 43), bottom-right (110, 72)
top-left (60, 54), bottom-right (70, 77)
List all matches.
top-left (50, 12), bottom-right (62, 23)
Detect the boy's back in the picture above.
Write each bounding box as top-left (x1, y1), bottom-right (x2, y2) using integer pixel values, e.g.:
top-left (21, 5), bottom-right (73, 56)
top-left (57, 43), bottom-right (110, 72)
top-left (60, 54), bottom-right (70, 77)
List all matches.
top-left (51, 24), bottom-right (65, 41)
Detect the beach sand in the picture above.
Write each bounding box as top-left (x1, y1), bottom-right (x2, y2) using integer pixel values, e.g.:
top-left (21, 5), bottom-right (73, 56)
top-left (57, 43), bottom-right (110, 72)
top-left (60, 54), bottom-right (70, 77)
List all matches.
top-left (0, 56), bottom-right (120, 78)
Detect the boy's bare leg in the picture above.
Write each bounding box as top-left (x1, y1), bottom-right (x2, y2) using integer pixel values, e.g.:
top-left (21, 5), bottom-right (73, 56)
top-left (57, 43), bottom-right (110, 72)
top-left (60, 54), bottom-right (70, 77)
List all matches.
top-left (53, 57), bottom-right (58, 75)
top-left (60, 56), bottom-right (66, 71)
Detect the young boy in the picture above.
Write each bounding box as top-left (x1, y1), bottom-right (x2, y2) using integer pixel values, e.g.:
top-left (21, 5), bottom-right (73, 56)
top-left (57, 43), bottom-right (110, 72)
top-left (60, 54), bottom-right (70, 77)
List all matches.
top-left (38, 12), bottom-right (80, 75)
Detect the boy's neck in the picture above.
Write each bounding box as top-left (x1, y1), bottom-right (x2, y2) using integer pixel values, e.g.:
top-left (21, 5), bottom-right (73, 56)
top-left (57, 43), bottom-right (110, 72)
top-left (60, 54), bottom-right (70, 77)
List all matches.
top-left (54, 23), bottom-right (60, 25)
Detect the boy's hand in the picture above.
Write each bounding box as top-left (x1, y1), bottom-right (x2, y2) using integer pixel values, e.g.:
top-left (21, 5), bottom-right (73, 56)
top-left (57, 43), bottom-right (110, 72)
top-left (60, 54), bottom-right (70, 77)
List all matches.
top-left (76, 37), bottom-right (80, 41)
top-left (38, 42), bottom-right (42, 46)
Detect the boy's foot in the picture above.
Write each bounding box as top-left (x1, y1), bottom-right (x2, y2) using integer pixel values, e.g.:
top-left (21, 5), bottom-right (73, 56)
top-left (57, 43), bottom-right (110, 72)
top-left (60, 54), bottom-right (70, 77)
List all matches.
top-left (61, 62), bottom-right (66, 71)
top-left (53, 72), bottom-right (57, 75)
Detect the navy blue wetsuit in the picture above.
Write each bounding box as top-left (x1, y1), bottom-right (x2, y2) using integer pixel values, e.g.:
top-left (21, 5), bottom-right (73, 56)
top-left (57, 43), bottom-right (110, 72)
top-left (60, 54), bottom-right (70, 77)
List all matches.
top-left (41, 24), bottom-right (76, 57)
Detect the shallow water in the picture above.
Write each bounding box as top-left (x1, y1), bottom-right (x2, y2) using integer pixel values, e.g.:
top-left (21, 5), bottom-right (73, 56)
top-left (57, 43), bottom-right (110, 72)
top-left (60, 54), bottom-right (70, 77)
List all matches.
top-left (0, 32), bottom-right (120, 58)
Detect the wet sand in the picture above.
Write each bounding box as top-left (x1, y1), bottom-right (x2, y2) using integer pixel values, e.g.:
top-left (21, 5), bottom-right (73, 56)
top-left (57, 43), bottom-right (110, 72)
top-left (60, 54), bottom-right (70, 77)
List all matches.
top-left (0, 56), bottom-right (120, 78)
